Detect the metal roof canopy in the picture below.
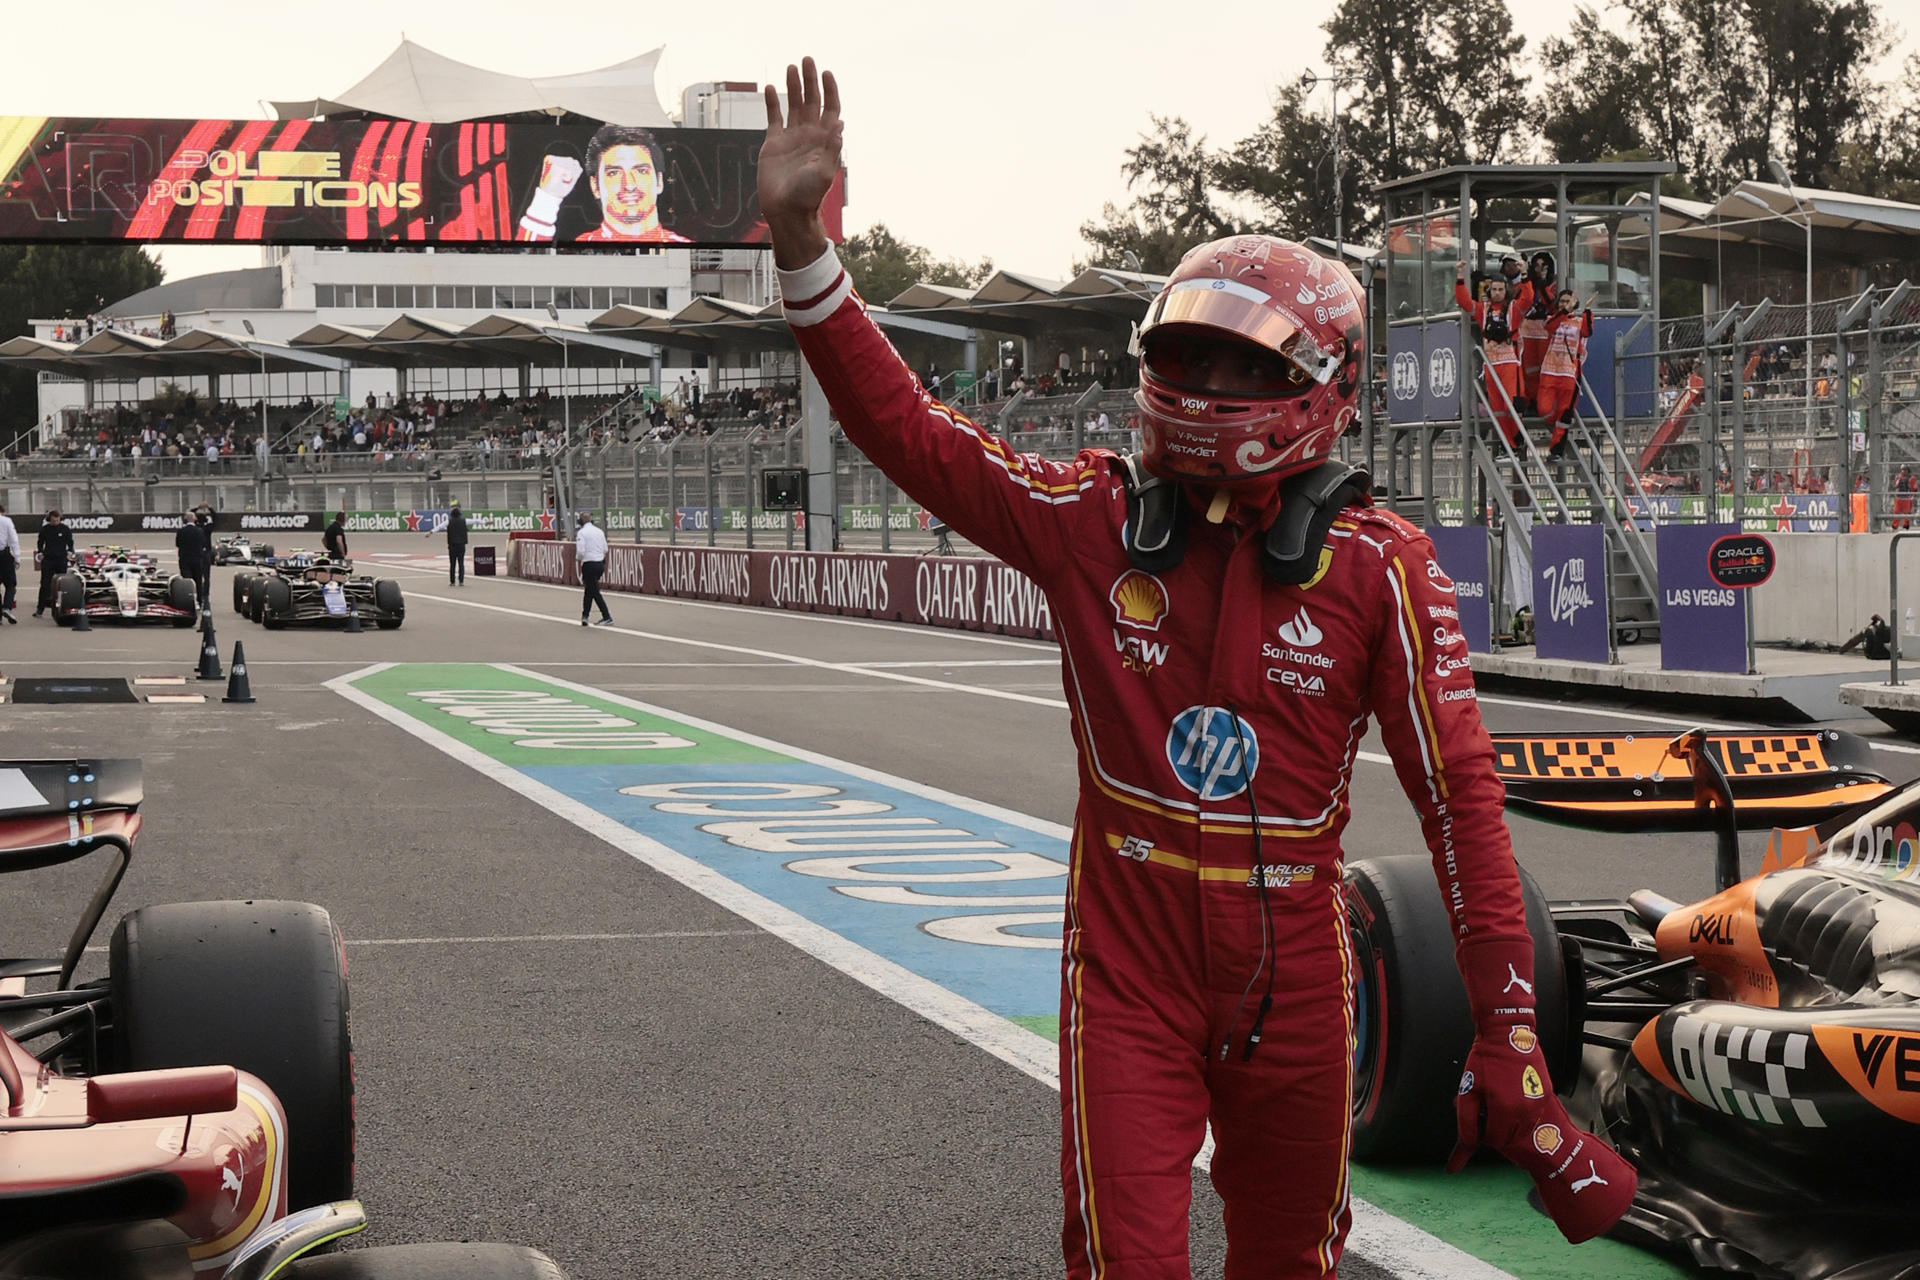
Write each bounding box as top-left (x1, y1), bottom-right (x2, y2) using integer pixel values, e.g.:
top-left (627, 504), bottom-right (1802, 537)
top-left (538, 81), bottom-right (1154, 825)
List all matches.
top-left (1376, 162), bottom-right (1675, 203)
top-left (1662, 180), bottom-right (1920, 263)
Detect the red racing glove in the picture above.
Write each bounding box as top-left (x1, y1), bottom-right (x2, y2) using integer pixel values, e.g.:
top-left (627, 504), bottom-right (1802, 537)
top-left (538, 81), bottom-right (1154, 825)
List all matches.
top-left (1449, 937), bottom-right (1637, 1243)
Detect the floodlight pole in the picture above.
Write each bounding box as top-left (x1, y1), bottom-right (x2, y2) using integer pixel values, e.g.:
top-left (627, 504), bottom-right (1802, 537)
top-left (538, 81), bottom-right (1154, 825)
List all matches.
top-left (1301, 68), bottom-right (1355, 260)
top-left (1767, 160), bottom-right (1815, 449)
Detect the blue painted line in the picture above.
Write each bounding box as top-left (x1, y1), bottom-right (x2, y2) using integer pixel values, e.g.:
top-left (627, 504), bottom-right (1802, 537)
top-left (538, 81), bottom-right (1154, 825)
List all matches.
top-left (522, 761), bottom-right (1067, 1021)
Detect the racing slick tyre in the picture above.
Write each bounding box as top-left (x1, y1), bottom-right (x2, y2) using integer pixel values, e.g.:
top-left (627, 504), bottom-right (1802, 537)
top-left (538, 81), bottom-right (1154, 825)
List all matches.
top-left (258, 544), bottom-right (274, 560)
top-left (54, 573), bottom-right (84, 626)
top-left (373, 579), bottom-right (404, 629)
top-left (233, 572), bottom-right (255, 615)
top-left (1345, 855), bottom-right (1568, 1164)
top-left (283, 1244), bottom-right (566, 1280)
top-left (261, 576), bottom-right (293, 630)
top-left (109, 900), bottom-right (354, 1211)
top-left (167, 575), bottom-right (198, 626)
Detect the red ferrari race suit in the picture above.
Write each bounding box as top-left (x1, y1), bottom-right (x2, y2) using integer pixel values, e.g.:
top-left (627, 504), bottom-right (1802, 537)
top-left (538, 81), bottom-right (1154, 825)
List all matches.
top-left (781, 247), bottom-right (1537, 1279)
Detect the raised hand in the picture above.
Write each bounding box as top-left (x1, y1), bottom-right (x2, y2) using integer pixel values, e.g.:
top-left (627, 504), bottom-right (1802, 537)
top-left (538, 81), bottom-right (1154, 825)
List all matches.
top-left (759, 57), bottom-right (841, 268)
top-left (537, 155), bottom-right (584, 200)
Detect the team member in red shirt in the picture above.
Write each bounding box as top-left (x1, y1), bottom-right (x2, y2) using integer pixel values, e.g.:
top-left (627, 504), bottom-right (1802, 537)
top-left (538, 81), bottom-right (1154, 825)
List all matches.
top-left (1537, 290), bottom-right (1595, 456)
top-left (517, 125), bottom-right (692, 245)
top-left (1456, 261), bottom-right (1523, 445)
top-left (759, 59), bottom-right (1635, 1279)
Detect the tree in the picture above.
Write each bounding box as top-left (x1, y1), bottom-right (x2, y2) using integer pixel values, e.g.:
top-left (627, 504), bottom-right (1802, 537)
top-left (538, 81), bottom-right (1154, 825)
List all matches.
top-left (1214, 81), bottom-right (1372, 243)
top-left (838, 222), bottom-right (990, 310)
top-left (0, 245), bottom-right (163, 443)
top-left (1076, 116), bottom-right (1237, 274)
top-left (1325, 0), bottom-right (1530, 182)
top-left (1537, 7), bottom-right (1655, 162)
top-left (1075, 202), bottom-right (1194, 275)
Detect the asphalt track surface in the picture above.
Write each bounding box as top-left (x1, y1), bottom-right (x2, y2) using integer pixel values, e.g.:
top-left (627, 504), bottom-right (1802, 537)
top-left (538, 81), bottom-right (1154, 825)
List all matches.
top-left (4, 533), bottom-right (1916, 1280)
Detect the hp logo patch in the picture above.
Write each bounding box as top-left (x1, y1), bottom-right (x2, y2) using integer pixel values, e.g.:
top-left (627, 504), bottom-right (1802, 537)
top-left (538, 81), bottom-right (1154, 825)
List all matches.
top-left (1167, 705), bottom-right (1259, 801)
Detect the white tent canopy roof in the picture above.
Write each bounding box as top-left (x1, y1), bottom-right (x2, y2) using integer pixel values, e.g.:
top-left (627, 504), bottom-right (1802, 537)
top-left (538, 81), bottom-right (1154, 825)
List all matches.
top-left (270, 39), bottom-right (671, 126)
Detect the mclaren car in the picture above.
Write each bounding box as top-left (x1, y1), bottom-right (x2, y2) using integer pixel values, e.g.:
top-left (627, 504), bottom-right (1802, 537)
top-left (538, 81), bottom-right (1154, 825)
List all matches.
top-left (53, 559), bottom-right (197, 627)
top-left (1347, 727), bottom-right (1920, 1279)
top-left (233, 558), bottom-right (403, 630)
top-left (0, 758), bottom-right (564, 1277)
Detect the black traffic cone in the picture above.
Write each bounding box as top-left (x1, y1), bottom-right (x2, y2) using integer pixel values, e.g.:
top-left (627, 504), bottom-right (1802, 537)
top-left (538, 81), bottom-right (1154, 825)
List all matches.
top-left (71, 605), bottom-right (92, 632)
top-left (221, 642), bottom-right (255, 704)
top-left (196, 612), bottom-right (224, 681)
top-left (344, 605), bottom-right (364, 634)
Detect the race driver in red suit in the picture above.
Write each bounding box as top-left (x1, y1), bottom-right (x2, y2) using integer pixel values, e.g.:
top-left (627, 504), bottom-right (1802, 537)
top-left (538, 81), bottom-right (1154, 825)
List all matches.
top-left (760, 59), bottom-right (1636, 1280)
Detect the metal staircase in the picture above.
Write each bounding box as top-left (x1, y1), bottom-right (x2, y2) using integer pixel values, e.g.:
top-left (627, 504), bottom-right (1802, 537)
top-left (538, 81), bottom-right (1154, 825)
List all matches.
top-left (1464, 356), bottom-right (1662, 644)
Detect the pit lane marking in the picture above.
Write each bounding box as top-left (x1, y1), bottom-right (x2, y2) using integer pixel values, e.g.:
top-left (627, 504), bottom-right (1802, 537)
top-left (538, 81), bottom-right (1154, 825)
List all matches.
top-left (399, 590), bottom-right (1403, 766)
top-left (345, 930), bottom-right (765, 946)
top-left (364, 557), bottom-right (1058, 651)
top-left (328, 660), bottom-right (1514, 1280)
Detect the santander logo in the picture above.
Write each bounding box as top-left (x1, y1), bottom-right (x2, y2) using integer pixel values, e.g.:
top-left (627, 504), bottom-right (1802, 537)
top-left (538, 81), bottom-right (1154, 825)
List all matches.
top-left (1277, 607), bottom-right (1322, 648)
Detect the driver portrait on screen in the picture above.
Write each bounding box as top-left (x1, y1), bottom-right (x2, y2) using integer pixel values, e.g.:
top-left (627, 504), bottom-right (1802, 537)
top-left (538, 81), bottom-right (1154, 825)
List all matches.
top-left (516, 125), bottom-right (691, 244)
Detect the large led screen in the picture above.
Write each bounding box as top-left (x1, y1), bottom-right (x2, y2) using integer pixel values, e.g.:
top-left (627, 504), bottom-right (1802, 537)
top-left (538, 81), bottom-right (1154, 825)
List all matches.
top-left (0, 116), bottom-right (842, 247)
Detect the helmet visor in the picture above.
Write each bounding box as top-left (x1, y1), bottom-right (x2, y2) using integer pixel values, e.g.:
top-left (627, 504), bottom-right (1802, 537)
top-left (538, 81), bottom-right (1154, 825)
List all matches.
top-left (1142, 279), bottom-right (1340, 394)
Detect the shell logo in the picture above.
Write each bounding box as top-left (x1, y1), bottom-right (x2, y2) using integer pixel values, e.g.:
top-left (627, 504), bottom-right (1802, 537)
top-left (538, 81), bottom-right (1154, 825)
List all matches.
top-left (1509, 1026), bottom-right (1537, 1054)
top-left (1110, 570), bottom-right (1170, 632)
top-left (1532, 1123), bottom-right (1562, 1156)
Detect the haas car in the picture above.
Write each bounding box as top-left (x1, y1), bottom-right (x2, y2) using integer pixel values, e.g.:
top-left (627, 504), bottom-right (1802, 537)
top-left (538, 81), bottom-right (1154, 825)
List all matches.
top-left (0, 759), bottom-right (562, 1278)
top-left (54, 557), bottom-right (197, 627)
top-left (213, 536), bottom-right (275, 567)
top-left (75, 545), bottom-right (158, 572)
top-left (234, 558), bottom-right (403, 630)
top-left (1349, 727), bottom-right (1920, 1279)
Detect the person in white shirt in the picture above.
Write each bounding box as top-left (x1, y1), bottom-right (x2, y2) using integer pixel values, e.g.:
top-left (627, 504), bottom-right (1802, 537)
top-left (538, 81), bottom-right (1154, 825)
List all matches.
top-left (0, 502), bottom-right (19, 622)
top-left (575, 512), bottom-right (613, 626)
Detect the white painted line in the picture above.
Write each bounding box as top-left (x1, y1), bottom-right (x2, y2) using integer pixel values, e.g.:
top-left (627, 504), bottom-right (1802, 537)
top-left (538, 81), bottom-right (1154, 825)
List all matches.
top-left (849, 659), bottom-right (1062, 669)
top-left (374, 556), bottom-right (1058, 651)
top-left (409, 592), bottom-right (1074, 710)
top-left (345, 930), bottom-right (764, 946)
top-left (327, 661), bottom-right (1514, 1280)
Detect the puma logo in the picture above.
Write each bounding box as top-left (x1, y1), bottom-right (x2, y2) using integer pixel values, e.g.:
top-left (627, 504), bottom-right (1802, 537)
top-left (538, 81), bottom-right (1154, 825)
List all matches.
top-left (1503, 964), bottom-right (1533, 996)
top-left (1570, 1161), bottom-right (1607, 1194)
top-left (221, 1163), bottom-right (244, 1209)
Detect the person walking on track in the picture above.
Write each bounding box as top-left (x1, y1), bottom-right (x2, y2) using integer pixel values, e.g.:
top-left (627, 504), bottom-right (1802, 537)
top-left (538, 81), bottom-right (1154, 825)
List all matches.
top-left (0, 501), bottom-right (19, 623)
top-left (576, 511), bottom-right (612, 626)
top-left (446, 500), bottom-right (469, 585)
top-left (32, 510), bottom-right (72, 619)
top-left (174, 509), bottom-right (210, 608)
top-left (757, 58), bottom-right (1635, 1280)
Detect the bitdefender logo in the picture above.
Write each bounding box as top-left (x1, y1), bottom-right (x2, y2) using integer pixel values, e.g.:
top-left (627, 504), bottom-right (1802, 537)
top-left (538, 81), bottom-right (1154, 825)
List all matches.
top-left (1277, 606), bottom-right (1322, 648)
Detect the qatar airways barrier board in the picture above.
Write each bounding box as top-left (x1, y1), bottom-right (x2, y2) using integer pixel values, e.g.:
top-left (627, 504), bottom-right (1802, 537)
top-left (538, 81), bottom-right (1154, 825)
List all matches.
top-left (514, 540), bottom-right (1056, 641)
top-left (0, 116), bottom-right (845, 246)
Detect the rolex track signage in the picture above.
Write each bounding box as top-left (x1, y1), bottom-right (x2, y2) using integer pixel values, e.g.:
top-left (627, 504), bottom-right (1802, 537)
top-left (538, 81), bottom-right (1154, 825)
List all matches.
top-left (1708, 534), bottom-right (1775, 589)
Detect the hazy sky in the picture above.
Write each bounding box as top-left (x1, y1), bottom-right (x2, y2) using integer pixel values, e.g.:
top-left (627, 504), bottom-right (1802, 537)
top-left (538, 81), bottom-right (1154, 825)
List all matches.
top-left (6, 0), bottom-right (1918, 285)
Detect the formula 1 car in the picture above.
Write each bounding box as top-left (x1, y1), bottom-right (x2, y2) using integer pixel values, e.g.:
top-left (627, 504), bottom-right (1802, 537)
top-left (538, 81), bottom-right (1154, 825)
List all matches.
top-left (53, 559), bottom-right (198, 627)
top-left (76, 545), bottom-right (158, 572)
top-left (0, 759), bottom-right (562, 1278)
top-left (235, 558), bottom-right (403, 630)
top-left (213, 536), bottom-right (276, 566)
top-left (1347, 728), bottom-right (1920, 1279)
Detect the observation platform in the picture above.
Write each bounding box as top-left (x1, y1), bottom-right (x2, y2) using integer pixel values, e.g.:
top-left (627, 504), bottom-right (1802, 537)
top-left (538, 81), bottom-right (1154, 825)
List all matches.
top-left (1472, 645), bottom-right (1906, 723)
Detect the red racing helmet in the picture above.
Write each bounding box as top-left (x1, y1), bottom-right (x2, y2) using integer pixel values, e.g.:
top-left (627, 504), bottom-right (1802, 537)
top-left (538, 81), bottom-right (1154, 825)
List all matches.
top-left (1133, 235), bottom-right (1364, 490)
